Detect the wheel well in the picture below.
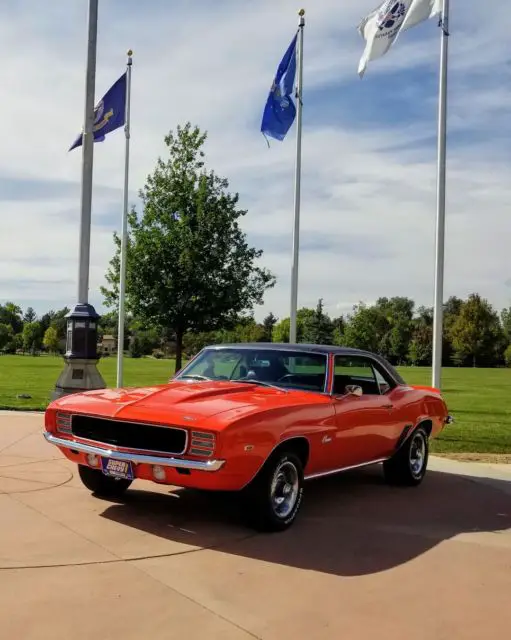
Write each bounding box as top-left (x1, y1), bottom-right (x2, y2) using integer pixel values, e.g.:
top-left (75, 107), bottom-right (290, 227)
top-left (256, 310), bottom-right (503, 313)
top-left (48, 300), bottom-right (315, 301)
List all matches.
top-left (417, 419), bottom-right (433, 438)
top-left (274, 437), bottom-right (310, 469)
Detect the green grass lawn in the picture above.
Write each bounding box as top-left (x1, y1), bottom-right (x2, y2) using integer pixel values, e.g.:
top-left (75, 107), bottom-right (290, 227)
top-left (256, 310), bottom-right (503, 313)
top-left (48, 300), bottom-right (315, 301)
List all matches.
top-left (0, 355), bottom-right (509, 455)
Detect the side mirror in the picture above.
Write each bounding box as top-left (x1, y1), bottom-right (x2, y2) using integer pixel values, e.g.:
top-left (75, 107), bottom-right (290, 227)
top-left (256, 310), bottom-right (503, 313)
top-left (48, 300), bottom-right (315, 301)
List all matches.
top-left (345, 385), bottom-right (363, 397)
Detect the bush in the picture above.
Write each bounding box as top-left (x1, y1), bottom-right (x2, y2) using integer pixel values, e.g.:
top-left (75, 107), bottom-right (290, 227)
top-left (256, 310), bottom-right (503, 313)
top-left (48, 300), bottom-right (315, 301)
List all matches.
top-left (504, 345), bottom-right (511, 368)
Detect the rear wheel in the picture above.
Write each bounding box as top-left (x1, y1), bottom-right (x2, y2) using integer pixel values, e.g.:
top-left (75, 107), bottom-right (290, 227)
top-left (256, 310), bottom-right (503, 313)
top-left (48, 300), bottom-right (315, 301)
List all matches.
top-left (383, 426), bottom-right (429, 486)
top-left (78, 464), bottom-right (132, 497)
top-left (243, 451), bottom-right (304, 532)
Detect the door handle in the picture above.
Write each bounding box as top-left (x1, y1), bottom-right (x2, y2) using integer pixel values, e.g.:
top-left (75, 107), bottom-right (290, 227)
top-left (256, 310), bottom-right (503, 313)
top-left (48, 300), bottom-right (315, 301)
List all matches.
top-left (383, 403), bottom-right (393, 410)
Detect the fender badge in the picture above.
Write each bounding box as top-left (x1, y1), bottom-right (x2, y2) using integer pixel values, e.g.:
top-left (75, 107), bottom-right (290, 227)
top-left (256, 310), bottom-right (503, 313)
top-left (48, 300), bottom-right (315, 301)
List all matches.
top-left (244, 445), bottom-right (254, 452)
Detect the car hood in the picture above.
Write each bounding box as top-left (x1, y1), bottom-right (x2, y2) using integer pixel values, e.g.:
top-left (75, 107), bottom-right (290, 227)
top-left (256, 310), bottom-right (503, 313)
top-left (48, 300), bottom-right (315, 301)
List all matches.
top-left (50, 380), bottom-right (325, 429)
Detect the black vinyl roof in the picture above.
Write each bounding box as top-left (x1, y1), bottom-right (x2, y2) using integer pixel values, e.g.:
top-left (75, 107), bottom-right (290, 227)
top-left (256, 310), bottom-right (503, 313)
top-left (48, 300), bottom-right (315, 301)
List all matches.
top-left (203, 343), bottom-right (407, 385)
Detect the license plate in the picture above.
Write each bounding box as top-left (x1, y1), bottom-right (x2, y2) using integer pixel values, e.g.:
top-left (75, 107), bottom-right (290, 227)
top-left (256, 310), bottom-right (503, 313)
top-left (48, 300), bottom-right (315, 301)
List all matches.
top-left (101, 457), bottom-right (134, 480)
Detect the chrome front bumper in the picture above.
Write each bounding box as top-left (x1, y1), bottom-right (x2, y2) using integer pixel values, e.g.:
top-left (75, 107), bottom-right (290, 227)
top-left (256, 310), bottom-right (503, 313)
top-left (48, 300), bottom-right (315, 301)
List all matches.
top-left (43, 432), bottom-right (225, 472)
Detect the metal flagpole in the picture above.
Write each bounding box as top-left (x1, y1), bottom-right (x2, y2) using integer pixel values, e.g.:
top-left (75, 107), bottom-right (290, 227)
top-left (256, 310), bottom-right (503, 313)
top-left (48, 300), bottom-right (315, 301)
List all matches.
top-left (77, 0), bottom-right (99, 305)
top-left (431, 0), bottom-right (450, 390)
top-left (289, 9), bottom-right (305, 344)
top-left (116, 50), bottom-right (133, 388)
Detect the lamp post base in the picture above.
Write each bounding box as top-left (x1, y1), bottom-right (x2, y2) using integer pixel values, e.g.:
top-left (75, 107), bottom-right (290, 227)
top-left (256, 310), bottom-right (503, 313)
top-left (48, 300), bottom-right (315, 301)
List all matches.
top-left (51, 302), bottom-right (106, 400)
top-left (52, 358), bottom-right (106, 400)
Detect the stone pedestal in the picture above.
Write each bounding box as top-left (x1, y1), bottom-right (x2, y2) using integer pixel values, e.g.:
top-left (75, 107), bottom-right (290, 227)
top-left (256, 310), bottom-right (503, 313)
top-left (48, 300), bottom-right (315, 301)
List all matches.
top-left (52, 358), bottom-right (106, 400)
top-left (52, 303), bottom-right (106, 400)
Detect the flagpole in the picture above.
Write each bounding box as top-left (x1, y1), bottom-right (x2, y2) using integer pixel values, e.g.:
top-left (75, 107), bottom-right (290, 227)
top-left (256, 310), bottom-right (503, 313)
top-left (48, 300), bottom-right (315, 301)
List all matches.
top-left (289, 9), bottom-right (305, 344)
top-left (116, 49), bottom-right (133, 388)
top-left (431, 0), bottom-right (449, 390)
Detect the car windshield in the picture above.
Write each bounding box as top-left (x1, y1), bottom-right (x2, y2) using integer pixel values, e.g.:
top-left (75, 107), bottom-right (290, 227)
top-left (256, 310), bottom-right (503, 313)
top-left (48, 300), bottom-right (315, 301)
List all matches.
top-left (176, 347), bottom-right (328, 393)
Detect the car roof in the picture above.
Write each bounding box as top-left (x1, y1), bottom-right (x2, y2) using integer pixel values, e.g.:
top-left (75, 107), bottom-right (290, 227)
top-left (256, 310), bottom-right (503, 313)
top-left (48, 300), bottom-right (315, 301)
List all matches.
top-left (203, 343), bottom-right (406, 385)
top-left (206, 342), bottom-right (372, 356)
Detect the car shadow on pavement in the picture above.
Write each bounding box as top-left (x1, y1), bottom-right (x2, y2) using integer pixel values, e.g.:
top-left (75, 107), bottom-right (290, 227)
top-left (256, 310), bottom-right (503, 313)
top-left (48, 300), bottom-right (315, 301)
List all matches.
top-left (99, 466), bottom-right (511, 577)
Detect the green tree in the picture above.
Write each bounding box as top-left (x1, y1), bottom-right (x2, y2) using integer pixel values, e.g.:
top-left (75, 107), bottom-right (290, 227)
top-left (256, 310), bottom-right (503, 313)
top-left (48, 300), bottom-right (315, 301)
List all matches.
top-left (40, 307), bottom-right (70, 341)
top-left (0, 323), bottom-right (13, 351)
top-left (302, 298), bottom-right (333, 344)
top-left (449, 294), bottom-right (506, 367)
top-left (272, 308), bottom-right (316, 343)
top-left (101, 123), bottom-right (275, 371)
top-left (262, 312), bottom-right (278, 342)
top-left (43, 326), bottom-right (60, 354)
top-left (501, 306), bottom-right (511, 343)
top-left (343, 303), bottom-right (388, 353)
top-left (504, 344), bottom-right (511, 368)
top-left (331, 315), bottom-right (346, 346)
top-left (408, 307), bottom-right (433, 366)
top-left (375, 297), bottom-right (414, 364)
top-left (134, 328), bottom-right (161, 355)
top-left (22, 321), bottom-right (42, 354)
top-left (0, 302), bottom-right (23, 334)
top-left (129, 335), bottom-right (143, 358)
top-left (23, 306), bottom-right (37, 323)
top-left (442, 296), bottom-right (464, 365)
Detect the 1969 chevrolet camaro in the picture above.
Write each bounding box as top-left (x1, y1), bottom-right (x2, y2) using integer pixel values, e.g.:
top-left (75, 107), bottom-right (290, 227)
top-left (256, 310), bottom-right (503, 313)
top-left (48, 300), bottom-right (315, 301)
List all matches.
top-left (43, 343), bottom-right (452, 531)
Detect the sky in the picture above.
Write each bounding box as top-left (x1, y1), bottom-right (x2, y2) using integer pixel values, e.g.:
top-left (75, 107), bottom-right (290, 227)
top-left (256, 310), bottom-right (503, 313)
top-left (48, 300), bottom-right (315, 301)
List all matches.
top-left (1, 0), bottom-right (510, 324)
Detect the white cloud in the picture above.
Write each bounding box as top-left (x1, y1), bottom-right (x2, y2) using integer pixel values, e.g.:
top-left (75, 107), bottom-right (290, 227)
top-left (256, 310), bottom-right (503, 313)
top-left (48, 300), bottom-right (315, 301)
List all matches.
top-left (0, 0), bottom-right (510, 325)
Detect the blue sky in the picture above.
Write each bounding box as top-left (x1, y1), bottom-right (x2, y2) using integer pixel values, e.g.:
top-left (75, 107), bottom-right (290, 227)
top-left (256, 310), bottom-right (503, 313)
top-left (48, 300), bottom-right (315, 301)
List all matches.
top-left (1, 0), bottom-right (510, 322)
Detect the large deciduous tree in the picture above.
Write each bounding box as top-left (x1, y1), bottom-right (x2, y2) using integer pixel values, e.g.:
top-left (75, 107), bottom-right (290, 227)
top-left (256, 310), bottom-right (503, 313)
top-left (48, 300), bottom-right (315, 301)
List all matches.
top-left (101, 123), bottom-right (275, 371)
top-left (449, 294), bottom-right (506, 366)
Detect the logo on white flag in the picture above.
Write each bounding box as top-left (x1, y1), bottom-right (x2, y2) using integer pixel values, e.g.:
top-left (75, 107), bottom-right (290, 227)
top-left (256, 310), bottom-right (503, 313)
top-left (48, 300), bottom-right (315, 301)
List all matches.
top-left (377, 2), bottom-right (406, 32)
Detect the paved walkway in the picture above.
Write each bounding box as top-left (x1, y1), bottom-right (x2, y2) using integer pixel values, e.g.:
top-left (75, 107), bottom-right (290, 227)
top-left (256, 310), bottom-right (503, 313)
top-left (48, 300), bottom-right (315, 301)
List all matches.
top-left (1, 411), bottom-right (510, 639)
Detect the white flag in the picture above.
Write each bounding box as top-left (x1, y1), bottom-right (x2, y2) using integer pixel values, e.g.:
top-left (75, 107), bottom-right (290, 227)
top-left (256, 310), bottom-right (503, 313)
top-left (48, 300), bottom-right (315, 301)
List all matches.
top-left (357, 0), bottom-right (442, 77)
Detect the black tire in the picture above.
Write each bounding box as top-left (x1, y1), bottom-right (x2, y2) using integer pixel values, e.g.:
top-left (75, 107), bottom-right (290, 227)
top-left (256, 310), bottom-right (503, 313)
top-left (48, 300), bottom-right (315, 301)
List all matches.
top-left (243, 450), bottom-right (304, 532)
top-left (78, 464), bottom-right (132, 497)
top-left (383, 426), bottom-right (429, 486)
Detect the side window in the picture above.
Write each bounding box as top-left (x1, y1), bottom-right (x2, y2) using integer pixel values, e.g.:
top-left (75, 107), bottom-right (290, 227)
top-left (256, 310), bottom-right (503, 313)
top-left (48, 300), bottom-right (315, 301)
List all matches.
top-left (334, 356), bottom-right (380, 395)
top-left (374, 368), bottom-right (391, 394)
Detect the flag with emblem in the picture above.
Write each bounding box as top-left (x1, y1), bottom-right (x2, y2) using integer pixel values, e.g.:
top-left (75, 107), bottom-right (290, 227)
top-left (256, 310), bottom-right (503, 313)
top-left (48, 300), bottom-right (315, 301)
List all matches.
top-left (69, 71), bottom-right (127, 151)
top-left (357, 0), bottom-right (442, 77)
top-left (260, 32), bottom-right (298, 142)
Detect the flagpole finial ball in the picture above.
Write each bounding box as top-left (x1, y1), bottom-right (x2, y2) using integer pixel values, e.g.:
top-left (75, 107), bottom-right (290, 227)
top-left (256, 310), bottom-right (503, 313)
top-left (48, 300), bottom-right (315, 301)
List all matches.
top-left (298, 9), bottom-right (305, 16)
top-left (127, 49), bottom-right (133, 57)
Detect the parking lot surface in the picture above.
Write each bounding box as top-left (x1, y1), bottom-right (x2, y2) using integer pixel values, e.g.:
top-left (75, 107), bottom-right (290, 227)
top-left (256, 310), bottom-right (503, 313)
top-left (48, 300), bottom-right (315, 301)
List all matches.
top-left (1, 411), bottom-right (510, 639)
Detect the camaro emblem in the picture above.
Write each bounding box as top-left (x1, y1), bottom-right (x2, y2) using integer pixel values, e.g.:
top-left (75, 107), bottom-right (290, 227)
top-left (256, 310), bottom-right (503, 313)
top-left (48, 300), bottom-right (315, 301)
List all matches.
top-left (182, 416), bottom-right (196, 422)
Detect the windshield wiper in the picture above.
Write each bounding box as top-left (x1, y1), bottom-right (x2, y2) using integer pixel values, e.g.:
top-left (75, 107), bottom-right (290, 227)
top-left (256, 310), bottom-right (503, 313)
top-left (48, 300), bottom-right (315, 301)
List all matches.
top-left (180, 374), bottom-right (211, 381)
top-left (234, 379), bottom-right (289, 393)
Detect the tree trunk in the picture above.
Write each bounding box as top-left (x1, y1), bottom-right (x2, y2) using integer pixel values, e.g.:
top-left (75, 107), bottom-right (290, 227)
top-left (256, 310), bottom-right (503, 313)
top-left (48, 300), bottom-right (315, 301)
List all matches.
top-left (174, 329), bottom-right (183, 374)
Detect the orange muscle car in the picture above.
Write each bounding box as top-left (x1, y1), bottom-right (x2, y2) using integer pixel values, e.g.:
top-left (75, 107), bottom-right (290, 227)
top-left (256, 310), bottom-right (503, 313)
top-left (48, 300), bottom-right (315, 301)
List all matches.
top-left (43, 344), bottom-right (452, 531)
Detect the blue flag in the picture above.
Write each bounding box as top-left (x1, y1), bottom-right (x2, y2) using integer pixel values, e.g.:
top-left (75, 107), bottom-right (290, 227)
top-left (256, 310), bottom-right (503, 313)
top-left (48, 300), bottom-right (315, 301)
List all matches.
top-left (260, 33), bottom-right (298, 142)
top-left (69, 72), bottom-right (127, 151)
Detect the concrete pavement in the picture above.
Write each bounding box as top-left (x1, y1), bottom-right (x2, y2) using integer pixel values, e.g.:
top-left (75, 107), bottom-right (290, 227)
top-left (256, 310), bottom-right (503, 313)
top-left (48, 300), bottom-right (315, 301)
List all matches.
top-left (1, 411), bottom-right (510, 639)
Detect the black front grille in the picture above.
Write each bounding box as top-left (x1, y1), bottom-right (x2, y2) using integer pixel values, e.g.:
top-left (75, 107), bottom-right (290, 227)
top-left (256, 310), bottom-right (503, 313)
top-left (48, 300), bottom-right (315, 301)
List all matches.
top-left (71, 415), bottom-right (187, 455)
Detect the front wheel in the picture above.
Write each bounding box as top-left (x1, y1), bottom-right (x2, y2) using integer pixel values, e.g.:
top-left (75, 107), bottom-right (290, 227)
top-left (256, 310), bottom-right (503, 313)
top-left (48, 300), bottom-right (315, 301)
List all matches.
top-left (78, 464), bottom-right (132, 497)
top-left (383, 426), bottom-right (429, 486)
top-left (243, 451), bottom-right (304, 532)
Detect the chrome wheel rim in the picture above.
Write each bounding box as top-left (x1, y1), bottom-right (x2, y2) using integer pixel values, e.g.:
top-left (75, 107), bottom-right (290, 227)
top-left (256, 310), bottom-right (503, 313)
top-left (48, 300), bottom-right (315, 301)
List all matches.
top-left (270, 461), bottom-right (299, 519)
top-left (409, 433), bottom-right (426, 477)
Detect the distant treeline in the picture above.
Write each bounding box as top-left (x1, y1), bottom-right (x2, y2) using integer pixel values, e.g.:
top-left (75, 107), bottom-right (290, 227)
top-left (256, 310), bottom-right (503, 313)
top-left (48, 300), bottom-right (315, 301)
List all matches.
top-left (2, 293), bottom-right (511, 368)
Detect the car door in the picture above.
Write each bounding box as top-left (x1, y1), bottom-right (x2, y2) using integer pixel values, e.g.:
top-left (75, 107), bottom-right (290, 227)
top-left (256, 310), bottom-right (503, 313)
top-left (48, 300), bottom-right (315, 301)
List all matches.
top-left (330, 355), bottom-right (402, 468)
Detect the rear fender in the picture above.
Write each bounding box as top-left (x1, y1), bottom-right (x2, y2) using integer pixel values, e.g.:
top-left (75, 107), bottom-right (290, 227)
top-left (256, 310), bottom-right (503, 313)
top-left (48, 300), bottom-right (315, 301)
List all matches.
top-left (410, 384), bottom-right (441, 394)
